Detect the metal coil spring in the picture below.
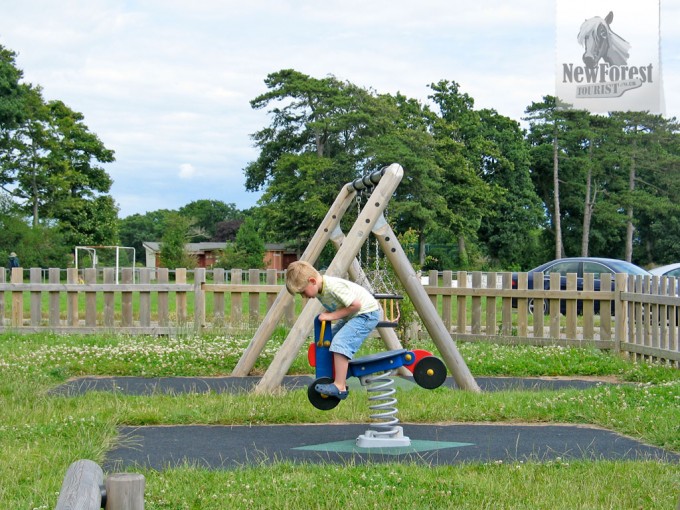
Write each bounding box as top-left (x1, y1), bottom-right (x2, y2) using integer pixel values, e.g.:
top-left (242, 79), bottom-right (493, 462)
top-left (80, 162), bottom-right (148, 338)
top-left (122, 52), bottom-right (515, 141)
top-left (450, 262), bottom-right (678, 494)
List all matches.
top-left (364, 369), bottom-right (401, 437)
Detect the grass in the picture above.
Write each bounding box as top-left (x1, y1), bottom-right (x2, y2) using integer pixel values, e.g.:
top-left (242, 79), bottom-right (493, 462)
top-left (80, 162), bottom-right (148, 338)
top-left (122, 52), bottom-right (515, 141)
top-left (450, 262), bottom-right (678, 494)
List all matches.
top-left (0, 331), bottom-right (678, 509)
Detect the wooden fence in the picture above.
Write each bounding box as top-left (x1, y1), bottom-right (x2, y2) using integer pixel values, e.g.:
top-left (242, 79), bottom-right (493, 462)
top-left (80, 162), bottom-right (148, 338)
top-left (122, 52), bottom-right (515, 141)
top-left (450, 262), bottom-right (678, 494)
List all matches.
top-left (1, 267), bottom-right (678, 366)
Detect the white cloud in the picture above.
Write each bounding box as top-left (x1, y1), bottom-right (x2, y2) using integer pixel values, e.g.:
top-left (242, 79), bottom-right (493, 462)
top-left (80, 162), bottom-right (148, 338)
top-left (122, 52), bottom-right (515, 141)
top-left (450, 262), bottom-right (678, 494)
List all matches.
top-left (178, 164), bottom-right (199, 180)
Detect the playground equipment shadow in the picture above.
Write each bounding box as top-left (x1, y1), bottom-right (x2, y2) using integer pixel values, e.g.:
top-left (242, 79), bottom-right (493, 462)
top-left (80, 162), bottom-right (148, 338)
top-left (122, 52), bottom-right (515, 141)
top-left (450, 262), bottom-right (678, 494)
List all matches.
top-left (49, 375), bottom-right (680, 470)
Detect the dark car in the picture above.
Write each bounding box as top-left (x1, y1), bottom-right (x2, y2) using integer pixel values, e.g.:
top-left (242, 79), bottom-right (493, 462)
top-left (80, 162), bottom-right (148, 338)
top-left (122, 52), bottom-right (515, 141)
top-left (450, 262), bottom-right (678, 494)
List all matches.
top-left (511, 257), bottom-right (651, 315)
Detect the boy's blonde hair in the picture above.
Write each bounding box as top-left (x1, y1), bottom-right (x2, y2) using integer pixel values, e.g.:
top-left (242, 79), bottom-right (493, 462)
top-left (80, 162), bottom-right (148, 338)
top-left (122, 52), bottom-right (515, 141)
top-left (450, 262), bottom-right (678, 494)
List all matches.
top-left (285, 261), bottom-right (320, 295)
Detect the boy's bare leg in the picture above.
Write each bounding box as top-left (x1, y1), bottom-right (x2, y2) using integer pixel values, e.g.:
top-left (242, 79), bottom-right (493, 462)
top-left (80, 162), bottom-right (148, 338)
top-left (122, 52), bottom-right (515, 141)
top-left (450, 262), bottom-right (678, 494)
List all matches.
top-left (332, 353), bottom-right (350, 391)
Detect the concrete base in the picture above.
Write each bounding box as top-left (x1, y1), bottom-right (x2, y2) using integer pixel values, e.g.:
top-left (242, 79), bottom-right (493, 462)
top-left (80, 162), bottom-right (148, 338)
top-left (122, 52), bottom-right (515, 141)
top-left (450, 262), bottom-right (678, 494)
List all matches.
top-left (355, 426), bottom-right (411, 448)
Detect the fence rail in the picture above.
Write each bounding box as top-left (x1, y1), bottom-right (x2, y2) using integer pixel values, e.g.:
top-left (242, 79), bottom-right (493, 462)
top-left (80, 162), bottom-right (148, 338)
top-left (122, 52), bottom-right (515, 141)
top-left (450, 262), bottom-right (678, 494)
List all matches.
top-left (1, 267), bottom-right (678, 366)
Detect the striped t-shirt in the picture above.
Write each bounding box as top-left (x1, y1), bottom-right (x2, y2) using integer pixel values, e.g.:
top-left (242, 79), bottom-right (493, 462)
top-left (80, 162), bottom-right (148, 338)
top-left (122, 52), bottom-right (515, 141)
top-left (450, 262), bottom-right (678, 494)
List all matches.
top-left (317, 276), bottom-right (380, 316)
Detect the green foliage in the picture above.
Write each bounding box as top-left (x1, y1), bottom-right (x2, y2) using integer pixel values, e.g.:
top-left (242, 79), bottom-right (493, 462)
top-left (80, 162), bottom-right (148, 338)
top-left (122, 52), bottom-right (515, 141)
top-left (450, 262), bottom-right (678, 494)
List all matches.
top-left (216, 217), bottom-right (265, 269)
top-left (0, 196), bottom-right (70, 267)
top-left (160, 213), bottom-right (197, 270)
top-left (0, 45), bottom-right (25, 130)
top-left (179, 199), bottom-right (242, 241)
top-left (1, 43), bottom-right (118, 258)
top-left (525, 96), bottom-right (680, 264)
top-left (119, 209), bottom-right (175, 256)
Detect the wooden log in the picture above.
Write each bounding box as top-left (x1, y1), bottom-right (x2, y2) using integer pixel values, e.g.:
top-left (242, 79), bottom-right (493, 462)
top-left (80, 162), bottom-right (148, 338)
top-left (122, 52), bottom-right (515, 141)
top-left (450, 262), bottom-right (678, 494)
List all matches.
top-left (105, 473), bottom-right (145, 510)
top-left (55, 459), bottom-right (103, 510)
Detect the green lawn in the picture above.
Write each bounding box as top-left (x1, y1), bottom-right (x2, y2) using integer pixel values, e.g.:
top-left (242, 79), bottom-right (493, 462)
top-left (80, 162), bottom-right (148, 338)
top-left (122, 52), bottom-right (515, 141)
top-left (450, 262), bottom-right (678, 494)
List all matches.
top-left (0, 331), bottom-right (678, 509)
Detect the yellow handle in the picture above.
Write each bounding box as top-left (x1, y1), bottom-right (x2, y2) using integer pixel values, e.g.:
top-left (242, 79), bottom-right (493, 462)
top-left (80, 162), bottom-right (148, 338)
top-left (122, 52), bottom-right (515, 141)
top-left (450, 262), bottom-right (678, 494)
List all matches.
top-left (318, 320), bottom-right (327, 347)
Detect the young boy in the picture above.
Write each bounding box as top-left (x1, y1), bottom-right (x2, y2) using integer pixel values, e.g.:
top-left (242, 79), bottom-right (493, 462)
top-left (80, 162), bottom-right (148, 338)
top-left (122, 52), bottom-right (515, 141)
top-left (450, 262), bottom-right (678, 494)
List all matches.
top-left (286, 260), bottom-right (381, 399)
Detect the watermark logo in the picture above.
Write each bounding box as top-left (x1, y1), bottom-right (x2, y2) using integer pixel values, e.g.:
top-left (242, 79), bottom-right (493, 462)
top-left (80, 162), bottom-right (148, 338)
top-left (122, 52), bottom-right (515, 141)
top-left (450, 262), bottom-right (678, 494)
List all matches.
top-left (556, 1), bottom-right (664, 114)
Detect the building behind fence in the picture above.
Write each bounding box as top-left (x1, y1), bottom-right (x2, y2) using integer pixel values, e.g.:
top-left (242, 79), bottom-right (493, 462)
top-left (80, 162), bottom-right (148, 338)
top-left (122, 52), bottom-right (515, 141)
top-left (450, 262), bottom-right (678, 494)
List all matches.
top-left (1, 267), bottom-right (678, 366)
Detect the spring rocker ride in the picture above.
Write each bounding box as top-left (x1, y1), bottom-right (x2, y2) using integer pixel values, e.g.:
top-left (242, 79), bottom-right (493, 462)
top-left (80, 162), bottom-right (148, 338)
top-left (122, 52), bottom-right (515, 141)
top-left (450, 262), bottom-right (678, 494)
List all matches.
top-left (307, 310), bottom-right (447, 448)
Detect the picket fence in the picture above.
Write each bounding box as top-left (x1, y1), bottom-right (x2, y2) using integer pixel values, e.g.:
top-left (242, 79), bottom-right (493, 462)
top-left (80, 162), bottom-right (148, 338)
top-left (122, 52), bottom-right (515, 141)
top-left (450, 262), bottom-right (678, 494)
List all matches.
top-left (0, 267), bottom-right (678, 366)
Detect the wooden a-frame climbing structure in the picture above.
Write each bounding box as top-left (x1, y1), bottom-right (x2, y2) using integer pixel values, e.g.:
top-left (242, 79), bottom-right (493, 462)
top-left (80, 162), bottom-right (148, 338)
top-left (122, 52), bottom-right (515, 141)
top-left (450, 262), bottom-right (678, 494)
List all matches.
top-left (233, 163), bottom-right (481, 393)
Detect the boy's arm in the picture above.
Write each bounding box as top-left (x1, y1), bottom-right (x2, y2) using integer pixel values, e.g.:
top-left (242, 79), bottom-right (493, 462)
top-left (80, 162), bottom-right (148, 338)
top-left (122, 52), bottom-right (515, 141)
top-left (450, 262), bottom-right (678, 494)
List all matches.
top-left (318, 299), bottom-right (361, 322)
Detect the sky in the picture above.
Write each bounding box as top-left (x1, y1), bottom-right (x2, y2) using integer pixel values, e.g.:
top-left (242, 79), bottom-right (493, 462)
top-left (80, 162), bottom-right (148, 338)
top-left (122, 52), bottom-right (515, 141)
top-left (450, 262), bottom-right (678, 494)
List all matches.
top-left (1, 1), bottom-right (678, 218)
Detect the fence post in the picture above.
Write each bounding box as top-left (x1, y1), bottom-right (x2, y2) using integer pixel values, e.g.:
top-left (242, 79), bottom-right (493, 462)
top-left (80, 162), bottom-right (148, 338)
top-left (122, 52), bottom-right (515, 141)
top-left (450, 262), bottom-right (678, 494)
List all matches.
top-left (0, 269), bottom-right (5, 325)
top-left (614, 273), bottom-right (627, 355)
top-left (121, 268), bottom-right (133, 327)
top-left (194, 268), bottom-right (206, 332)
top-left (49, 268), bottom-right (61, 327)
top-left (105, 473), bottom-right (145, 510)
top-left (157, 268), bottom-right (169, 327)
top-left (442, 270), bottom-right (452, 332)
top-left (249, 269), bottom-right (260, 325)
top-left (139, 268), bottom-right (151, 328)
top-left (67, 268), bottom-right (79, 327)
top-left (11, 267), bottom-right (23, 327)
top-left (213, 268), bottom-right (225, 326)
top-left (30, 267), bottom-right (42, 327)
top-left (176, 268), bottom-right (187, 325)
top-left (104, 268), bottom-right (115, 327)
top-left (85, 268), bottom-right (97, 327)
top-left (230, 269), bottom-right (242, 325)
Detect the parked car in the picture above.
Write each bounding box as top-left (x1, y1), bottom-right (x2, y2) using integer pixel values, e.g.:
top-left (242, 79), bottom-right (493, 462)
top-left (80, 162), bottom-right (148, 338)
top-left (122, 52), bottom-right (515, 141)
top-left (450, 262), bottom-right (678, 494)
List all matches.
top-left (511, 257), bottom-right (651, 315)
top-left (649, 263), bottom-right (680, 297)
top-left (649, 263), bottom-right (680, 278)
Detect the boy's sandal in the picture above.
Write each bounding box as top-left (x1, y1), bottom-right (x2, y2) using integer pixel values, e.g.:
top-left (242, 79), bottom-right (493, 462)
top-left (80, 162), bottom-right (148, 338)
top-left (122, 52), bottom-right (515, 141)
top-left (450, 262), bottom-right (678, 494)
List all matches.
top-left (314, 383), bottom-right (349, 400)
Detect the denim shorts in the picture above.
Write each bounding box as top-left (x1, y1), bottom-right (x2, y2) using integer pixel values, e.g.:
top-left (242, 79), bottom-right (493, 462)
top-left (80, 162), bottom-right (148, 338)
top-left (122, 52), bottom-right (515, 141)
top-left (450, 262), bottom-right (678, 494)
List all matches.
top-left (330, 310), bottom-right (380, 359)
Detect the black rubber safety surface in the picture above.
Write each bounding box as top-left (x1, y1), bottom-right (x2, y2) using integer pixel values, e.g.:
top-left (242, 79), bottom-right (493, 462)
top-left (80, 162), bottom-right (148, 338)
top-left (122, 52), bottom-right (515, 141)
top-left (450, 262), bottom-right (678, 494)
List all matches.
top-left (49, 375), bottom-right (679, 471)
top-left (104, 422), bottom-right (679, 471)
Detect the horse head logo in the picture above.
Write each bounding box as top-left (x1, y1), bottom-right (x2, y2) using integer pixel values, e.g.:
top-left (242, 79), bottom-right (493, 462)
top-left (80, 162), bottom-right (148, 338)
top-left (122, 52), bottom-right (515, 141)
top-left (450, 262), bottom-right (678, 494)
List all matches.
top-left (577, 11), bottom-right (630, 68)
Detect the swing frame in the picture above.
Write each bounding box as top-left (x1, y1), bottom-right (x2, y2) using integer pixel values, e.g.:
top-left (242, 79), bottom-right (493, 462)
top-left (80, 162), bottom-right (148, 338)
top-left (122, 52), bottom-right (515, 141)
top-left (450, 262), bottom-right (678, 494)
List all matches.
top-left (233, 163), bottom-right (480, 393)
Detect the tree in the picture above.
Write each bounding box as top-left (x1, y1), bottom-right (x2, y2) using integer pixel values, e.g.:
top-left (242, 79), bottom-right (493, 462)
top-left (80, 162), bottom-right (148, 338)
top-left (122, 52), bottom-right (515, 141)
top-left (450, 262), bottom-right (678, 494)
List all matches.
top-left (608, 112), bottom-right (680, 263)
top-left (525, 96), bottom-right (566, 260)
top-left (245, 69), bottom-right (372, 248)
top-left (160, 213), bottom-right (196, 270)
top-left (428, 80), bottom-right (499, 267)
top-left (0, 45), bottom-right (25, 133)
top-left (179, 199), bottom-right (241, 241)
top-left (119, 209), bottom-right (175, 257)
top-left (476, 108), bottom-right (545, 267)
top-left (213, 218), bottom-right (243, 242)
top-left (216, 217), bottom-right (265, 269)
top-left (358, 91), bottom-right (452, 266)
